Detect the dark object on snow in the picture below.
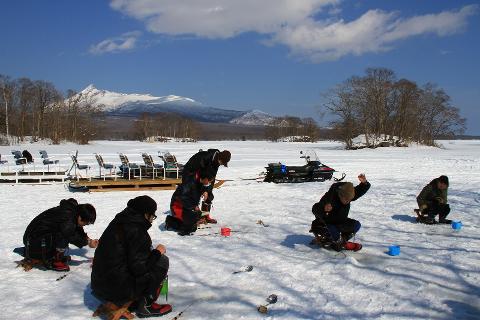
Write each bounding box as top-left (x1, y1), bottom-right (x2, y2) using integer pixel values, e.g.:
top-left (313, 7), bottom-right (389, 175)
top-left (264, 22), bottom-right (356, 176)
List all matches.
top-left (263, 151), bottom-right (345, 183)
top-left (22, 150), bottom-right (34, 163)
top-left (258, 294), bottom-right (278, 314)
top-left (233, 265), bottom-right (253, 274)
top-left (91, 197), bottom-right (169, 307)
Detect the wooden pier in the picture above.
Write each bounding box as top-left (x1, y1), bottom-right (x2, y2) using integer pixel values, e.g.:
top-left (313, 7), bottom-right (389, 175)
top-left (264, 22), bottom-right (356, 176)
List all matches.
top-left (68, 178), bottom-right (226, 192)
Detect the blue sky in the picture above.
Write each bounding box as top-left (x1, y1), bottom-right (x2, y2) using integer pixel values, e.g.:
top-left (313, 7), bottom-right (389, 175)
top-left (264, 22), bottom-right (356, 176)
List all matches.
top-left (1, 0), bottom-right (479, 134)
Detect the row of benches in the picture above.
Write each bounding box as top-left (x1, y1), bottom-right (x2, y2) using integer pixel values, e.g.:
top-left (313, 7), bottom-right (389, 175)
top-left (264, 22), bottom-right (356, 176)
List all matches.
top-left (70, 151), bottom-right (184, 181)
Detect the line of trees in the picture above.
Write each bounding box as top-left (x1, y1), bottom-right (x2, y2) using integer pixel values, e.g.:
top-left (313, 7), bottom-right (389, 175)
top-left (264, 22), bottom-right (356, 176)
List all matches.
top-left (0, 74), bottom-right (104, 144)
top-left (133, 112), bottom-right (199, 141)
top-left (265, 116), bottom-right (319, 142)
top-left (322, 68), bottom-right (466, 148)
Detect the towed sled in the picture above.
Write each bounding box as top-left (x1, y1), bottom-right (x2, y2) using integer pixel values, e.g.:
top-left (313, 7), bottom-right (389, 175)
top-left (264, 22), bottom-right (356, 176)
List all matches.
top-left (262, 151), bottom-right (345, 183)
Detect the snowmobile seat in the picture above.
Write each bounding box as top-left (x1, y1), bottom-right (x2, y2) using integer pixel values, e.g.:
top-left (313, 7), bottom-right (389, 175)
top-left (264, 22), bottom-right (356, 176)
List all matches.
top-left (93, 301), bottom-right (134, 320)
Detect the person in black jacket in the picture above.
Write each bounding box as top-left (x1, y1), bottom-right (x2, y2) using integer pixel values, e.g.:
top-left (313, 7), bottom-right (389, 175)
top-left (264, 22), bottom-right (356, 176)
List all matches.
top-left (181, 149), bottom-right (231, 224)
top-left (23, 198), bottom-right (98, 271)
top-left (310, 174), bottom-right (370, 251)
top-left (91, 195), bottom-right (172, 317)
top-left (167, 168), bottom-right (215, 235)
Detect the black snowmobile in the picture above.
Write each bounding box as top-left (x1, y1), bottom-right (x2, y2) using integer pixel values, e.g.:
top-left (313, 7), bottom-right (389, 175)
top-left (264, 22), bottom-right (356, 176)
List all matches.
top-left (262, 151), bottom-right (345, 183)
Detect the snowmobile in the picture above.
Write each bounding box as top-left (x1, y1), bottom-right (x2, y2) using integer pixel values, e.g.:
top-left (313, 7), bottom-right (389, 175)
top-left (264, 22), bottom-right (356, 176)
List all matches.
top-left (262, 150), bottom-right (345, 183)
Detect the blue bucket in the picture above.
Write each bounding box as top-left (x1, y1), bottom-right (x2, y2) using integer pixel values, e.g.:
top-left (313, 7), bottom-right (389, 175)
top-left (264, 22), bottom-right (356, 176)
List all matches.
top-left (452, 221), bottom-right (462, 230)
top-left (388, 245), bottom-right (400, 256)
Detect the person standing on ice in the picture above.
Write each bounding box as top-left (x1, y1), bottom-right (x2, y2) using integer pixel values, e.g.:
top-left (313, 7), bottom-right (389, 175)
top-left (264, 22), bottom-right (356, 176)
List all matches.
top-left (310, 174), bottom-right (370, 251)
top-left (167, 168), bottom-right (216, 235)
top-left (22, 198), bottom-right (98, 271)
top-left (181, 149), bottom-right (231, 224)
top-left (416, 175), bottom-right (451, 224)
top-left (91, 195), bottom-right (172, 317)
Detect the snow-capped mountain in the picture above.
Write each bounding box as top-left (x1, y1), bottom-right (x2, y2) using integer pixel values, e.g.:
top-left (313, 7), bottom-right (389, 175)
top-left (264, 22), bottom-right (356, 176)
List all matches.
top-left (71, 85), bottom-right (275, 124)
top-left (229, 110), bottom-right (276, 126)
top-left (75, 84), bottom-right (201, 111)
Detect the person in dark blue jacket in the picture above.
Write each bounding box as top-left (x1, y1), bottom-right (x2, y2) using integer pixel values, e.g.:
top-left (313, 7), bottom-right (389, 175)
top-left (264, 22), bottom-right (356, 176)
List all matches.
top-left (310, 174), bottom-right (370, 251)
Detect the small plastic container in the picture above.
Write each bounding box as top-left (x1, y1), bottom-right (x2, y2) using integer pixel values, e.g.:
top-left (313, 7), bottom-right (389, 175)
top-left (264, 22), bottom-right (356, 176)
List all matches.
top-left (388, 245), bottom-right (400, 256)
top-left (452, 221), bottom-right (462, 230)
top-left (221, 227), bottom-right (231, 237)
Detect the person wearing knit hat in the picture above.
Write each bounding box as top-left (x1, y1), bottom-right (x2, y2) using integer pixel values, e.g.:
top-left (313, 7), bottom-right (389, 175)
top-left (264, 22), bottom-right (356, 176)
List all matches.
top-left (416, 175), bottom-right (451, 224)
top-left (92, 196), bottom-right (172, 317)
top-left (310, 174), bottom-right (371, 252)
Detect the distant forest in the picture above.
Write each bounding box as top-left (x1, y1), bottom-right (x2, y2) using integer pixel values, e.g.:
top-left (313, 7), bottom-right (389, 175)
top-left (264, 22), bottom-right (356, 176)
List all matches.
top-left (0, 68), bottom-right (467, 145)
top-left (322, 68), bottom-right (466, 148)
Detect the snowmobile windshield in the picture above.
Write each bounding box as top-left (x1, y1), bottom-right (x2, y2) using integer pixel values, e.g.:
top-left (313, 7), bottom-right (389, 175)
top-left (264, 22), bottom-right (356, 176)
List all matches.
top-left (301, 150), bottom-right (320, 163)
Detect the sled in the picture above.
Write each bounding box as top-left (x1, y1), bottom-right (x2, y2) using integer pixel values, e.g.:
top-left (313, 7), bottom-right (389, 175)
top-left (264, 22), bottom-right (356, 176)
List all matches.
top-left (93, 301), bottom-right (134, 320)
top-left (262, 150), bottom-right (345, 183)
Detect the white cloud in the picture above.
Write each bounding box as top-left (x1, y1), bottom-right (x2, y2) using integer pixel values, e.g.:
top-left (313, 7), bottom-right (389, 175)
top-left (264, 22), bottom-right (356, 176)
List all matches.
top-left (108, 1), bottom-right (478, 62)
top-left (110, 0), bottom-right (339, 38)
top-left (273, 4), bottom-right (478, 62)
top-left (89, 31), bottom-right (142, 55)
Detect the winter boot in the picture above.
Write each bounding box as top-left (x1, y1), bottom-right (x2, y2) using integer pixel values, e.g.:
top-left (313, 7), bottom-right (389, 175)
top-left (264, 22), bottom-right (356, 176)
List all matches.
top-left (204, 214), bottom-right (217, 224)
top-left (438, 213), bottom-right (452, 224)
top-left (344, 241), bottom-right (363, 251)
top-left (136, 297), bottom-right (172, 318)
top-left (51, 249), bottom-right (70, 272)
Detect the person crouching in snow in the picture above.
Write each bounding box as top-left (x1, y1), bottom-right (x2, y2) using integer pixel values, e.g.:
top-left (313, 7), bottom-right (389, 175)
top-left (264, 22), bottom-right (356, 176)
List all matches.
top-left (416, 175), bottom-right (451, 224)
top-left (182, 149), bottom-right (231, 223)
top-left (166, 168), bottom-right (216, 235)
top-left (91, 195), bottom-right (172, 317)
top-left (22, 198), bottom-right (98, 271)
top-left (310, 174), bottom-right (370, 251)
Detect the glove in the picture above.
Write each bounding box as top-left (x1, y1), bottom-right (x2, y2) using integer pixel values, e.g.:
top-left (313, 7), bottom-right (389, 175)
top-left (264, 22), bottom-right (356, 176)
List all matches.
top-left (435, 197), bottom-right (444, 204)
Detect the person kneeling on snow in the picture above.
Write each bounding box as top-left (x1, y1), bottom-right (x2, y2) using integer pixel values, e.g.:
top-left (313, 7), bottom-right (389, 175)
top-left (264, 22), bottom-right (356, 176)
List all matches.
top-left (91, 195), bottom-right (172, 317)
top-left (310, 174), bottom-right (370, 251)
top-left (22, 198), bottom-right (98, 271)
top-left (416, 175), bottom-right (451, 224)
top-left (167, 169), bottom-right (216, 235)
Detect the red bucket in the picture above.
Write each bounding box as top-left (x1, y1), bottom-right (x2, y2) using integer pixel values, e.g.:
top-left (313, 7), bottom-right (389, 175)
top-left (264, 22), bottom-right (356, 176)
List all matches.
top-left (220, 227), bottom-right (231, 237)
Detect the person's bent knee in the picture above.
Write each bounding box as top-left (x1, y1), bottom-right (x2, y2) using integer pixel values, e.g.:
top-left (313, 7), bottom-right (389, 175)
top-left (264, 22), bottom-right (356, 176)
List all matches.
top-left (156, 254), bottom-right (169, 271)
top-left (354, 220), bottom-right (361, 233)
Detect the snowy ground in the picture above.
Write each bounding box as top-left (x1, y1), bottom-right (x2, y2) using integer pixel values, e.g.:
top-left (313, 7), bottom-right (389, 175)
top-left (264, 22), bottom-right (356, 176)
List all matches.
top-left (0, 140), bottom-right (479, 320)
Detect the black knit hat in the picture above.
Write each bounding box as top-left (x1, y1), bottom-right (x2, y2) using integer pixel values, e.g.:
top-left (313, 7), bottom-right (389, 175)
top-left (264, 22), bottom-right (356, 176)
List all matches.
top-left (438, 175), bottom-right (449, 186)
top-left (127, 195), bottom-right (157, 215)
top-left (78, 204), bottom-right (96, 224)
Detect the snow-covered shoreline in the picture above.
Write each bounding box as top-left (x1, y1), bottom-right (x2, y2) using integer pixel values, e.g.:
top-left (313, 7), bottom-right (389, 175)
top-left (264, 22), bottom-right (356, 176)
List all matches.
top-left (1, 140), bottom-right (479, 319)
